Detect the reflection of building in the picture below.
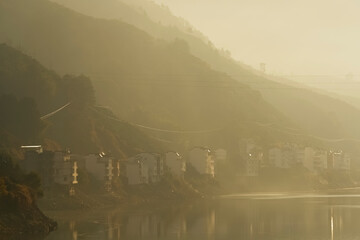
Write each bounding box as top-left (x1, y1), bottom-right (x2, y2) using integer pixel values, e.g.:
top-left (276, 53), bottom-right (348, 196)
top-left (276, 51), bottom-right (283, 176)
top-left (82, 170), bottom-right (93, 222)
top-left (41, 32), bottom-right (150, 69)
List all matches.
top-left (189, 147), bottom-right (215, 177)
top-left (124, 214), bottom-right (164, 239)
top-left (125, 153), bottom-right (164, 184)
top-left (165, 152), bottom-right (186, 177)
top-left (188, 207), bottom-right (216, 240)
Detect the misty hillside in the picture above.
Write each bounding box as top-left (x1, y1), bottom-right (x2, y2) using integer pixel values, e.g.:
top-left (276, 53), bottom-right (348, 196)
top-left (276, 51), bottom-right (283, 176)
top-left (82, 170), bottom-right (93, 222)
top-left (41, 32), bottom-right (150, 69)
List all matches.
top-left (51, 0), bottom-right (209, 43)
top-left (0, 44), bottom-right (160, 157)
top-left (50, 0), bottom-right (237, 77)
top-left (272, 74), bottom-right (360, 111)
top-left (0, 0), bottom-right (291, 147)
top-left (47, 0), bottom-right (360, 141)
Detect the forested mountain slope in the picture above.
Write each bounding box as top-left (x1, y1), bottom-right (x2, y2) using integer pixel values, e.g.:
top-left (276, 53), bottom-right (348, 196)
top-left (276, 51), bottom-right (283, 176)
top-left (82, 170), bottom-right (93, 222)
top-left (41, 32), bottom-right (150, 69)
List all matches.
top-left (47, 0), bottom-right (360, 140)
top-left (0, 0), bottom-right (290, 144)
top-left (0, 44), bottom-right (160, 157)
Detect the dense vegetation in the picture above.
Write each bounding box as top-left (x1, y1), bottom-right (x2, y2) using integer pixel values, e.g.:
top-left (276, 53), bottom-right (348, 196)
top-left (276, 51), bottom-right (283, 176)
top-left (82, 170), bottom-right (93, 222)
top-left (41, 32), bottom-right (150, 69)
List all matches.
top-left (0, 0), bottom-right (359, 166)
top-left (0, 44), bottom-right (161, 157)
top-left (0, 152), bottom-right (56, 235)
top-left (0, 95), bottom-right (43, 143)
top-left (0, 0), bottom-right (359, 164)
top-left (49, 0), bottom-right (360, 144)
top-left (0, 0), bottom-right (294, 154)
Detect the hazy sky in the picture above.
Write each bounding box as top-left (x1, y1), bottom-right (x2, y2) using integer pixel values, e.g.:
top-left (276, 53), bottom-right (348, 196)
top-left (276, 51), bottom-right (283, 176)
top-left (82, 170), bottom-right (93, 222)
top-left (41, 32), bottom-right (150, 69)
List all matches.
top-left (153, 0), bottom-right (360, 76)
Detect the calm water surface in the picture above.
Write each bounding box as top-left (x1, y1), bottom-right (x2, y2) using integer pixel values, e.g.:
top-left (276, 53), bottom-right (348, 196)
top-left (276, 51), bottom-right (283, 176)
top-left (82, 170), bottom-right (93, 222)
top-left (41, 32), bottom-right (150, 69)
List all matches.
top-left (44, 192), bottom-right (360, 240)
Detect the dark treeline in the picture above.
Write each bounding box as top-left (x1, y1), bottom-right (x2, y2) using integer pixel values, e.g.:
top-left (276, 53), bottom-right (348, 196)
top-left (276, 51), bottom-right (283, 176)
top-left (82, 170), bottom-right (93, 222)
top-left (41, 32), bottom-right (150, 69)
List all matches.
top-left (0, 44), bottom-right (160, 157)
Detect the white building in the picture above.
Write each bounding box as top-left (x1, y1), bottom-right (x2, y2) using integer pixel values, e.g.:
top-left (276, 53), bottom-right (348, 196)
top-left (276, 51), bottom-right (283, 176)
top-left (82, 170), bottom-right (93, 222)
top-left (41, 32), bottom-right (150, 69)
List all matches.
top-left (140, 153), bottom-right (164, 183)
top-left (269, 144), bottom-right (330, 173)
top-left (268, 144), bottom-right (305, 169)
top-left (85, 154), bottom-right (115, 190)
top-left (245, 153), bottom-right (261, 176)
top-left (53, 151), bottom-right (78, 185)
top-left (294, 147), bottom-right (305, 166)
top-left (268, 147), bottom-right (283, 168)
top-left (268, 146), bottom-right (293, 169)
top-left (241, 141), bottom-right (263, 176)
top-left (125, 153), bottom-right (164, 184)
top-left (303, 147), bottom-right (327, 173)
top-left (22, 148), bottom-right (78, 194)
top-left (331, 151), bottom-right (351, 170)
top-left (125, 160), bottom-right (149, 185)
top-left (72, 161), bottom-right (79, 184)
top-left (189, 147), bottom-right (215, 177)
top-left (165, 152), bottom-right (186, 177)
top-left (313, 149), bottom-right (328, 171)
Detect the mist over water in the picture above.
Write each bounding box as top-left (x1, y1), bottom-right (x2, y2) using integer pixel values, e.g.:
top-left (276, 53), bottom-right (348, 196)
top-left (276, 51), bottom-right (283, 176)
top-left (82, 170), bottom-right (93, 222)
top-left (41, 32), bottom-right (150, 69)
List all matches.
top-left (45, 193), bottom-right (360, 240)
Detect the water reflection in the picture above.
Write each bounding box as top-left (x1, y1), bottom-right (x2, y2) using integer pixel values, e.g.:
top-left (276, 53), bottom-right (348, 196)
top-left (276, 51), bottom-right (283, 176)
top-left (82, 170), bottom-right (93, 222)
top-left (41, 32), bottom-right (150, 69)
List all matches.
top-left (44, 193), bottom-right (360, 240)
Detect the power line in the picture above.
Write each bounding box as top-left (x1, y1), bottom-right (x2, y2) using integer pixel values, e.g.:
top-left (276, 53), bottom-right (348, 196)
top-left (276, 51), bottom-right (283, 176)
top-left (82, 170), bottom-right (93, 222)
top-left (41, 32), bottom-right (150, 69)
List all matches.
top-left (149, 136), bottom-right (174, 143)
top-left (88, 72), bottom-right (360, 78)
top-left (91, 107), bottom-right (223, 134)
top-left (92, 106), bottom-right (360, 143)
top-left (93, 78), bottom-right (360, 85)
top-left (255, 121), bottom-right (360, 143)
top-left (130, 122), bottom-right (223, 134)
top-left (88, 77), bottom-right (360, 90)
top-left (40, 102), bottom-right (71, 120)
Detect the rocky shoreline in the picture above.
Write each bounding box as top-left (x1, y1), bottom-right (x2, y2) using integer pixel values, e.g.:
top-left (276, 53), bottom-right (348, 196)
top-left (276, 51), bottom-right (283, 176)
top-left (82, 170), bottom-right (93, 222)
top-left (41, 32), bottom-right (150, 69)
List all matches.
top-left (0, 177), bottom-right (57, 237)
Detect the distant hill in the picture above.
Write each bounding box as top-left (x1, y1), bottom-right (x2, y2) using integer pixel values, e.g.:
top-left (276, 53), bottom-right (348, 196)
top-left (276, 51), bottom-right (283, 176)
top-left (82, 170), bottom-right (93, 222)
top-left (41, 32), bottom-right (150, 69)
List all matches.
top-left (0, 0), bottom-right (293, 151)
top-left (47, 0), bottom-right (360, 142)
top-left (0, 44), bottom-right (161, 157)
top-left (51, 0), bottom-right (210, 43)
top-left (50, 0), bottom-right (236, 76)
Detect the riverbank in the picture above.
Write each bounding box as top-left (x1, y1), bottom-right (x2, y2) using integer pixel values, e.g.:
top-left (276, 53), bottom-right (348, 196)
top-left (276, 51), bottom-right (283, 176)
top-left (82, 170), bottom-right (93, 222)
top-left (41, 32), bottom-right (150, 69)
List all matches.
top-left (0, 177), bottom-right (57, 237)
top-left (44, 188), bottom-right (360, 240)
top-left (37, 171), bottom-right (360, 212)
top-left (0, 153), bottom-right (58, 238)
top-left (38, 174), bottom-right (209, 212)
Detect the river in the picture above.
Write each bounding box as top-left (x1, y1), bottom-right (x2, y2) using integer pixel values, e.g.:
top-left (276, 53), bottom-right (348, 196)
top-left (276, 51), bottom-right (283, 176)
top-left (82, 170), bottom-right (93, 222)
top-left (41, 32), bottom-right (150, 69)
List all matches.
top-left (44, 192), bottom-right (360, 240)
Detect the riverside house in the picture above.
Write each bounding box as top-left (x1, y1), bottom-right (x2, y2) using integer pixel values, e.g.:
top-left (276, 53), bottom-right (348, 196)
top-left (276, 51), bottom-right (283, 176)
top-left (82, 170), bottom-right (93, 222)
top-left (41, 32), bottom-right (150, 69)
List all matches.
top-left (84, 153), bottom-right (116, 191)
top-left (21, 146), bottom-right (78, 191)
top-left (240, 140), bottom-right (263, 176)
top-left (164, 151), bottom-right (186, 177)
top-left (328, 151), bottom-right (351, 170)
top-left (188, 147), bottom-right (215, 177)
top-left (125, 153), bottom-right (164, 185)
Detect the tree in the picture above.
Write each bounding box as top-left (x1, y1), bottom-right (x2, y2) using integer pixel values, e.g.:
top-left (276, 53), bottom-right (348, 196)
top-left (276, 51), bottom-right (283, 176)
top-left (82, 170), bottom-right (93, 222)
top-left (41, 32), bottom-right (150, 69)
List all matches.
top-left (63, 75), bottom-right (96, 110)
top-left (0, 152), bottom-right (42, 197)
top-left (0, 94), bottom-right (44, 142)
